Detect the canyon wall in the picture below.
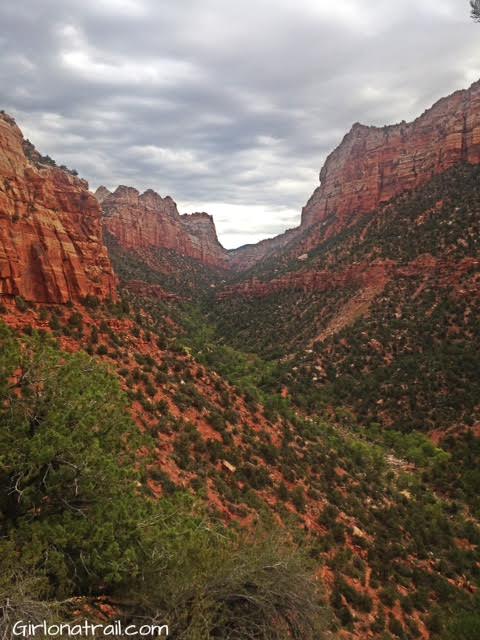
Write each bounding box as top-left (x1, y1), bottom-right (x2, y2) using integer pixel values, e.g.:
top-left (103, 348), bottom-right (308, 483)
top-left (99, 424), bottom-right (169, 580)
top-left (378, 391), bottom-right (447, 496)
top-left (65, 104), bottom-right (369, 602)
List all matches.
top-left (227, 226), bottom-right (302, 271)
top-left (99, 186), bottom-right (229, 269)
top-left (228, 80), bottom-right (480, 271)
top-left (3, 78), bottom-right (479, 292)
top-left (0, 113), bottom-right (116, 304)
top-left (301, 80), bottom-right (480, 230)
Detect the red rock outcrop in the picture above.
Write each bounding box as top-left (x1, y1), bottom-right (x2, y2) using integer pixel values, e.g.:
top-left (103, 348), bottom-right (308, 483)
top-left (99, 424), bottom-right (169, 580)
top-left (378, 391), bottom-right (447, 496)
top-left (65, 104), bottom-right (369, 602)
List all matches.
top-left (123, 279), bottom-right (184, 302)
top-left (217, 256), bottom-right (480, 300)
top-left (99, 186), bottom-right (229, 269)
top-left (218, 261), bottom-right (394, 299)
top-left (301, 80), bottom-right (480, 230)
top-left (93, 185), bottom-right (112, 204)
top-left (0, 113), bottom-right (116, 304)
top-left (180, 211), bottom-right (227, 267)
top-left (228, 80), bottom-right (480, 271)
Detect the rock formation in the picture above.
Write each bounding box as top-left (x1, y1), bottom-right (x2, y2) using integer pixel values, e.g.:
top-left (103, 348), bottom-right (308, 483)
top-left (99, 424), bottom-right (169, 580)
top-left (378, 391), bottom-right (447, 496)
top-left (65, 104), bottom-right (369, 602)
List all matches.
top-left (228, 80), bottom-right (480, 270)
top-left (93, 185), bottom-right (112, 204)
top-left (217, 256), bottom-right (479, 300)
top-left (99, 186), bottom-right (229, 269)
top-left (301, 80), bottom-right (480, 230)
top-left (0, 113), bottom-right (116, 304)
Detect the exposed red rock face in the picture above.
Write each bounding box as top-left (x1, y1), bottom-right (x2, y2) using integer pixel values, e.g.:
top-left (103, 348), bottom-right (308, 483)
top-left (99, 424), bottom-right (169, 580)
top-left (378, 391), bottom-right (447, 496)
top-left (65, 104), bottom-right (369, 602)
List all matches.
top-left (123, 279), bottom-right (184, 302)
top-left (99, 186), bottom-right (229, 269)
top-left (217, 256), bottom-right (480, 300)
top-left (217, 261), bottom-right (392, 299)
top-left (0, 113), bottom-right (117, 304)
top-left (228, 80), bottom-right (480, 271)
top-left (181, 211), bottom-right (226, 267)
top-left (301, 80), bottom-right (480, 230)
top-left (93, 185), bottom-right (112, 204)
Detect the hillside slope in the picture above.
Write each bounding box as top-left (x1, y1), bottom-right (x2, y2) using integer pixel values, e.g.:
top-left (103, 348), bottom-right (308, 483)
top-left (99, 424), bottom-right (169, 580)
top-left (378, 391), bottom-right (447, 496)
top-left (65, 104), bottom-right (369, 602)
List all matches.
top-left (1, 82), bottom-right (480, 640)
top-left (214, 165), bottom-right (480, 435)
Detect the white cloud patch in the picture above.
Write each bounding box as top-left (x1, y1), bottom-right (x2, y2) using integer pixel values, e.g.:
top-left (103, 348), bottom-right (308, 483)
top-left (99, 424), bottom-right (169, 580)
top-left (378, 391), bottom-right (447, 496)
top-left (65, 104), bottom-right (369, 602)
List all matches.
top-left (0, 0), bottom-right (479, 247)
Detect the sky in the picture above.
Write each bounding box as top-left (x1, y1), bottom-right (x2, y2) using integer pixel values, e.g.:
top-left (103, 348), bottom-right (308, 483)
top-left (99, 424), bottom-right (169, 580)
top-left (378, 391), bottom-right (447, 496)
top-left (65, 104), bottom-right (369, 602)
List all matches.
top-left (0, 1), bottom-right (479, 248)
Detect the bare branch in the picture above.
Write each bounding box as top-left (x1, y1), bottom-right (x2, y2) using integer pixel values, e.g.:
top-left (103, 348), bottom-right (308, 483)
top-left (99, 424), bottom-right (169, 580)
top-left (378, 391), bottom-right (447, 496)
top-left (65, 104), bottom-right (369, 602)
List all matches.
top-left (471, 0), bottom-right (480, 21)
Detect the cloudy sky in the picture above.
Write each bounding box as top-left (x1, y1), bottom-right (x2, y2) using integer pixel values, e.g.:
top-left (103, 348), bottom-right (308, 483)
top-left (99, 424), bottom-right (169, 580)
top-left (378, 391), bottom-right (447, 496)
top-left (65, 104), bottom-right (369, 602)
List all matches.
top-left (1, 1), bottom-right (479, 247)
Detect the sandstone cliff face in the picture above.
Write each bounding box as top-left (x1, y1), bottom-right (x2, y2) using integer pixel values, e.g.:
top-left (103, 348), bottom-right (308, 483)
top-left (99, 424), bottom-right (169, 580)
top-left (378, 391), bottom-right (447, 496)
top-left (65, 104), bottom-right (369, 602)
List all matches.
top-left (93, 185), bottom-right (112, 204)
top-left (301, 80), bottom-right (480, 230)
top-left (181, 211), bottom-right (226, 266)
top-left (0, 113), bottom-right (116, 304)
top-left (227, 80), bottom-right (480, 271)
top-left (99, 186), bottom-right (228, 269)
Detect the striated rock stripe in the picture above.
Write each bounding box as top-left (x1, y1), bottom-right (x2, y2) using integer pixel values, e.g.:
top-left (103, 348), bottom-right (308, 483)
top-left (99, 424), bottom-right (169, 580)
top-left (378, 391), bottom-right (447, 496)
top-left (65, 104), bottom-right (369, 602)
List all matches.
top-left (217, 256), bottom-right (480, 299)
top-left (0, 113), bottom-right (117, 304)
top-left (99, 185), bottom-right (229, 269)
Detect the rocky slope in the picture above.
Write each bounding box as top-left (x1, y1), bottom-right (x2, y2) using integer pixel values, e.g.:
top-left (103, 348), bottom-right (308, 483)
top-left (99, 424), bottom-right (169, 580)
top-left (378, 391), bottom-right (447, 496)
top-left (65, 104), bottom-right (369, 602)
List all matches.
top-left (0, 113), bottom-right (116, 304)
top-left (98, 185), bottom-right (229, 269)
top-left (213, 163), bottom-right (480, 435)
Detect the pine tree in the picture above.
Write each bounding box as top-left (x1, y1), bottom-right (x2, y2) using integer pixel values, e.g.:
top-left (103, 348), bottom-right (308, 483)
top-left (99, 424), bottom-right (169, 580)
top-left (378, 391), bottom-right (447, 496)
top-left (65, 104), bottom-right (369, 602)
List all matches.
top-left (0, 323), bottom-right (148, 596)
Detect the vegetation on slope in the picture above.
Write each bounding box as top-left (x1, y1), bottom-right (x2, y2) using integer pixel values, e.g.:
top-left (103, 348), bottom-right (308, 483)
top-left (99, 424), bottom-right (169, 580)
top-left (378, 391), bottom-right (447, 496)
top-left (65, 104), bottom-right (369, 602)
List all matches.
top-left (211, 167), bottom-right (480, 500)
top-left (2, 163), bottom-right (480, 638)
top-left (2, 290), bottom-right (479, 639)
top-left (0, 321), bottom-right (326, 640)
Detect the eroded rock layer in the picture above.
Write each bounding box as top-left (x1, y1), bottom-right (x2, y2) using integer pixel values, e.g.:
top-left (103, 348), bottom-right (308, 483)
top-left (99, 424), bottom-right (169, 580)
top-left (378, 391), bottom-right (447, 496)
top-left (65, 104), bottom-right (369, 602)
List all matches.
top-left (99, 186), bottom-right (228, 269)
top-left (0, 113), bottom-right (116, 304)
top-left (301, 80), bottom-right (480, 230)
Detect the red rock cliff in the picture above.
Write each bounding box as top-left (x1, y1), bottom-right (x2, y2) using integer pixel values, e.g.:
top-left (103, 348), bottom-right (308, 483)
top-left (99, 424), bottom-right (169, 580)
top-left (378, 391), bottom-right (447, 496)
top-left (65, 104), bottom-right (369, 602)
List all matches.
top-left (99, 186), bottom-right (228, 269)
top-left (301, 80), bottom-right (480, 229)
top-left (0, 113), bottom-right (116, 304)
top-left (227, 80), bottom-right (480, 271)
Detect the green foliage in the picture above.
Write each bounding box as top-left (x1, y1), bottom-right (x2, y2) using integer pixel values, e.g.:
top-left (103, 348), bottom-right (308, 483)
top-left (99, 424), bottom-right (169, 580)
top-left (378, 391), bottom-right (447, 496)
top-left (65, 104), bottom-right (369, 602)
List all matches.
top-left (442, 611), bottom-right (480, 639)
top-left (0, 322), bottom-right (147, 596)
top-left (14, 296), bottom-right (29, 312)
top-left (0, 322), bottom-right (328, 640)
top-left (134, 525), bottom-right (329, 640)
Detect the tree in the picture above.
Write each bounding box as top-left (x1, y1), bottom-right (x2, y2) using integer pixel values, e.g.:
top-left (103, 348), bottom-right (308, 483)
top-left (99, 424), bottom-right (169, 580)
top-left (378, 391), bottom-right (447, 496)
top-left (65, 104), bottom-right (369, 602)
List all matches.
top-left (0, 323), bottom-right (148, 597)
top-left (135, 527), bottom-right (329, 640)
top-left (471, 0), bottom-right (480, 21)
top-left (0, 323), bottom-right (329, 639)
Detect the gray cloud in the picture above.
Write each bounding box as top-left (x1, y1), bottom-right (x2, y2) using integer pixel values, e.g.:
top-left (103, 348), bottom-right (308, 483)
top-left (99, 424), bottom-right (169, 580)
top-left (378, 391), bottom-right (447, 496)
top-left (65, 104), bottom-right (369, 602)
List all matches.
top-left (1, 0), bottom-right (479, 247)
